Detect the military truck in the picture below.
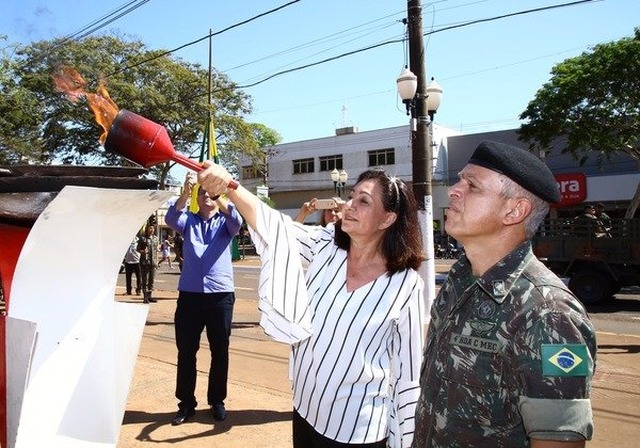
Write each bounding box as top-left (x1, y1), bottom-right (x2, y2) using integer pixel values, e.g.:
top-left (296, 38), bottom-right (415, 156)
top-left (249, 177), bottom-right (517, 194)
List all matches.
top-left (532, 218), bottom-right (640, 305)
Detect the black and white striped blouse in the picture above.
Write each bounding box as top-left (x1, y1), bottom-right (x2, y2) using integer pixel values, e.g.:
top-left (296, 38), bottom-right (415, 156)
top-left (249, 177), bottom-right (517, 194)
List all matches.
top-left (250, 202), bottom-right (425, 447)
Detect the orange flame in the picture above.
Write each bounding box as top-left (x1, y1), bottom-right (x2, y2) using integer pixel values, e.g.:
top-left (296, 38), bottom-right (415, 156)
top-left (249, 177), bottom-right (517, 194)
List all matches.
top-left (53, 67), bottom-right (119, 144)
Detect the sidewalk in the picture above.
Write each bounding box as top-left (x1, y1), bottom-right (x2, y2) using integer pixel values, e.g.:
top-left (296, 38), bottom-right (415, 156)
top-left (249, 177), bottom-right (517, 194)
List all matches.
top-left (117, 257), bottom-right (292, 448)
top-left (116, 302), bottom-right (292, 447)
top-left (589, 332), bottom-right (639, 446)
top-left (116, 257), bottom-right (640, 447)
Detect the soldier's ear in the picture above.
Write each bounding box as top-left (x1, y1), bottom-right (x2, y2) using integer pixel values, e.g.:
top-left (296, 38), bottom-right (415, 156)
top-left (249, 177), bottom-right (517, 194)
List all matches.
top-left (503, 198), bottom-right (531, 225)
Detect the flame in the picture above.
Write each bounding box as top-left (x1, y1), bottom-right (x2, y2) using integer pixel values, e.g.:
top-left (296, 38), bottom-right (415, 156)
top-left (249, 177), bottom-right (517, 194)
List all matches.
top-left (53, 67), bottom-right (119, 144)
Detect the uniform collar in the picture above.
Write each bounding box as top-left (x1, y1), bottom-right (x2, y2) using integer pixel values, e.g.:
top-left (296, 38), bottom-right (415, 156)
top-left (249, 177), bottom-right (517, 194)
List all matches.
top-left (453, 241), bottom-right (534, 304)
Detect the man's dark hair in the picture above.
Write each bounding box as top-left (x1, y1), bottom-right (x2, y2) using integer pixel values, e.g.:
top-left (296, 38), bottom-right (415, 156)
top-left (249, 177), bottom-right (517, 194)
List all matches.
top-left (334, 169), bottom-right (425, 274)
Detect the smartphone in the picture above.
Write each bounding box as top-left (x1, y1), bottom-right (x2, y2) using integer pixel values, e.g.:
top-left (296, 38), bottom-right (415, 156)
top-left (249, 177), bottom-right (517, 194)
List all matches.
top-left (315, 198), bottom-right (339, 209)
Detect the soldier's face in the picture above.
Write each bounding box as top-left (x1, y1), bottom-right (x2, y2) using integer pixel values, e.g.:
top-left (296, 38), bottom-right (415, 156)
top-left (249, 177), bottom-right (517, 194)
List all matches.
top-left (445, 164), bottom-right (510, 243)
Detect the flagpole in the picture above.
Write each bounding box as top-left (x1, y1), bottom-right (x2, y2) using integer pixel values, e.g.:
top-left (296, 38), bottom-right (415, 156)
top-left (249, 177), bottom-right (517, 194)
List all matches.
top-left (207, 29), bottom-right (219, 164)
top-left (189, 29), bottom-right (215, 213)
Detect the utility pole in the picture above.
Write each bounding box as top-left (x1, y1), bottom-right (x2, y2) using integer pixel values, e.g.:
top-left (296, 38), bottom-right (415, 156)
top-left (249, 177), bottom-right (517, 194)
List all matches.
top-left (407, 0), bottom-right (436, 301)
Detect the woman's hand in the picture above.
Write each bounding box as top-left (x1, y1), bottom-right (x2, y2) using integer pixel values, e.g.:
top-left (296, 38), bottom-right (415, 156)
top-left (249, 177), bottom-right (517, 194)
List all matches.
top-left (197, 161), bottom-right (233, 197)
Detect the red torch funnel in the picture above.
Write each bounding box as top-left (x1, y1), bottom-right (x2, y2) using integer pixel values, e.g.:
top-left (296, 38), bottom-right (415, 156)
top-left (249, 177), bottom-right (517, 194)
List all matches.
top-left (104, 109), bottom-right (238, 189)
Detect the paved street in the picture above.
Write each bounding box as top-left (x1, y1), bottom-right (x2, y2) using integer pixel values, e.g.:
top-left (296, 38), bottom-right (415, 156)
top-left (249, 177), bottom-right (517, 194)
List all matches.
top-left (115, 257), bottom-right (640, 447)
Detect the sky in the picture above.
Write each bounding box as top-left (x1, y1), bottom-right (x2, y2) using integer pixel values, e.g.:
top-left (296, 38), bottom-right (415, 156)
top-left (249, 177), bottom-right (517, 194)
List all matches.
top-left (1, 0), bottom-right (638, 147)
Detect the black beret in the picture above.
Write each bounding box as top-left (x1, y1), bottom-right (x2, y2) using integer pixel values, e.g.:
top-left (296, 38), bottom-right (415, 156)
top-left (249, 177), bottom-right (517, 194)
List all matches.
top-left (468, 140), bottom-right (560, 203)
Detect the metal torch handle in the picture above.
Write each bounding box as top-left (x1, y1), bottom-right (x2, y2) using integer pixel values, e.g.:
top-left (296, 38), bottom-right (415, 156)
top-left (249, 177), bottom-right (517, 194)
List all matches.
top-left (173, 153), bottom-right (239, 190)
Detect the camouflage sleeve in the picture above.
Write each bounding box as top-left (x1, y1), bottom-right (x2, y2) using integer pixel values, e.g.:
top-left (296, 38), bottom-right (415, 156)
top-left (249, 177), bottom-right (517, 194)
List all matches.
top-left (512, 302), bottom-right (596, 441)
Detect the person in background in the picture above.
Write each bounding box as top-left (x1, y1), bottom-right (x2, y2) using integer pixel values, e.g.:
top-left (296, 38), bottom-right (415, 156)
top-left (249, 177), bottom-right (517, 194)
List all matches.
top-left (294, 197), bottom-right (344, 226)
top-left (164, 173), bottom-right (243, 426)
top-left (173, 233), bottom-right (184, 271)
top-left (413, 141), bottom-right (596, 447)
top-left (123, 234), bottom-right (142, 296)
top-left (197, 163), bottom-right (426, 447)
top-left (237, 225), bottom-right (251, 260)
top-left (572, 204), bottom-right (602, 237)
top-left (137, 224), bottom-right (158, 303)
top-left (594, 202), bottom-right (612, 235)
top-left (575, 204), bottom-right (598, 221)
top-left (158, 236), bottom-right (175, 269)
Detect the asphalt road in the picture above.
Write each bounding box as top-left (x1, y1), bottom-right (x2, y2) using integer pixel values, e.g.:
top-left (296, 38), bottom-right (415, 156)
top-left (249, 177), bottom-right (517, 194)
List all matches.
top-left (116, 258), bottom-right (640, 448)
top-left (143, 258), bottom-right (640, 336)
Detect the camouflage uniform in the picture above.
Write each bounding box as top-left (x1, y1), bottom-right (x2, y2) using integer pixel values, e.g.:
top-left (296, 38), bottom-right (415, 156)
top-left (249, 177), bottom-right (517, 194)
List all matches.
top-left (137, 233), bottom-right (159, 301)
top-left (413, 242), bottom-right (596, 447)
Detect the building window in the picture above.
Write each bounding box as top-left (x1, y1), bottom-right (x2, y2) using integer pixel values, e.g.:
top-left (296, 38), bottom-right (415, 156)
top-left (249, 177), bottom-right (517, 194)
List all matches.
top-left (319, 155), bottom-right (343, 172)
top-left (242, 165), bottom-right (260, 179)
top-left (293, 158), bottom-right (315, 174)
top-left (368, 148), bottom-right (395, 167)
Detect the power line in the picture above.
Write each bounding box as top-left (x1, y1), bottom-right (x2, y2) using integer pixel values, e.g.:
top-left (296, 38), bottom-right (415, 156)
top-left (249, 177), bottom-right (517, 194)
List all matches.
top-left (45, 0), bottom-right (595, 98)
top-left (50, 0), bottom-right (150, 51)
top-left (240, 22), bottom-right (401, 85)
top-left (30, 0), bottom-right (598, 131)
top-left (103, 0), bottom-right (301, 79)
top-left (439, 47), bottom-right (588, 82)
top-left (242, 0), bottom-right (598, 88)
top-left (65, 0), bottom-right (150, 41)
top-left (224, 11), bottom-right (402, 75)
top-left (234, 0), bottom-right (597, 89)
top-left (12, 0), bottom-right (151, 69)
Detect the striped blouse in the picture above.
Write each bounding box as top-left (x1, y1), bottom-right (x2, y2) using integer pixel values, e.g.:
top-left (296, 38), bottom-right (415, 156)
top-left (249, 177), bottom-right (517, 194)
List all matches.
top-left (249, 201), bottom-right (425, 447)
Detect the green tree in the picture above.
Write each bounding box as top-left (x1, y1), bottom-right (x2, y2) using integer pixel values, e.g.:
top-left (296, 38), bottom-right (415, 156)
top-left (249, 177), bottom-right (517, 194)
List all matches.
top-left (250, 123), bottom-right (282, 185)
top-left (0, 36), bottom-right (43, 164)
top-left (518, 28), bottom-right (640, 217)
top-left (0, 34), bottom-right (273, 187)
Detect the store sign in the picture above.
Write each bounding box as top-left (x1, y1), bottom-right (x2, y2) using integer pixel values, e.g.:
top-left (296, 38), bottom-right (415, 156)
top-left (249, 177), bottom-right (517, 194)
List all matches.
top-left (256, 184), bottom-right (270, 199)
top-left (555, 173), bottom-right (587, 207)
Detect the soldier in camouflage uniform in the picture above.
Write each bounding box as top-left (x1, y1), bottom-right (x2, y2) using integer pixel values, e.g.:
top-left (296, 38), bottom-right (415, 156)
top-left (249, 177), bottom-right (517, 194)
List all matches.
top-left (137, 224), bottom-right (159, 303)
top-left (413, 141), bottom-right (596, 447)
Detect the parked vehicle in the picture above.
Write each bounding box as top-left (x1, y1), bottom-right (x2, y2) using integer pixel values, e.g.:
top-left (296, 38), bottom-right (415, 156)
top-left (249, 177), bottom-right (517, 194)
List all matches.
top-left (532, 218), bottom-right (640, 305)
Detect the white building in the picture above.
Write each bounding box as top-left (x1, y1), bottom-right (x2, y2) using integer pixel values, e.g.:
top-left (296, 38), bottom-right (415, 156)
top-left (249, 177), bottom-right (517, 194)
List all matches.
top-left (240, 125), bottom-right (640, 226)
top-left (240, 123), bottom-right (461, 230)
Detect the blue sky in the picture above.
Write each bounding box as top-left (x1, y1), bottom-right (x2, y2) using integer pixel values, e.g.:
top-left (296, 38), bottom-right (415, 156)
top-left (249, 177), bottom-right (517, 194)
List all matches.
top-left (2, 0), bottom-right (638, 146)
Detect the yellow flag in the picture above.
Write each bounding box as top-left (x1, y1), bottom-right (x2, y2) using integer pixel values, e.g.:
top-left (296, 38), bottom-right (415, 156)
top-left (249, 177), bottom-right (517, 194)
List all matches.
top-left (189, 115), bottom-right (217, 213)
top-left (208, 114), bottom-right (219, 162)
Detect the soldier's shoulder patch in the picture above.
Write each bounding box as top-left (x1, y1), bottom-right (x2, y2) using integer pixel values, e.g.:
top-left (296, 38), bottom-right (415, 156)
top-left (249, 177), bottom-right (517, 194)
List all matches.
top-left (541, 344), bottom-right (589, 377)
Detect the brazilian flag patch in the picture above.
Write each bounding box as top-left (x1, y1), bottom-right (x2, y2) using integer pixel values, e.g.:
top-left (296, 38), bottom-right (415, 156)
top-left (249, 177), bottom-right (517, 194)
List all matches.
top-left (541, 344), bottom-right (589, 377)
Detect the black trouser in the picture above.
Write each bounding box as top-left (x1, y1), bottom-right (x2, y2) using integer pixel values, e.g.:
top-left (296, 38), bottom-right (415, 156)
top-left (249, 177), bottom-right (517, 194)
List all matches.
top-left (174, 291), bottom-right (235, 410)
top-left (139, 262), bottom-right (155, 293)
top-left (292, 409), bottom-right (387, 448)
top-left (124, 262), bottom-right (141, 293)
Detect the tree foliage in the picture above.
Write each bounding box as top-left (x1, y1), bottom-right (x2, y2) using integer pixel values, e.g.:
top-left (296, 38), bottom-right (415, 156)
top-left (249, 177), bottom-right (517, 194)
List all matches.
top-left (518, 28), bottom-right (640, 216)
top-left (249, 123), bottom-right (282, 184)
top-left (0, 34), bottom-right (279, 187)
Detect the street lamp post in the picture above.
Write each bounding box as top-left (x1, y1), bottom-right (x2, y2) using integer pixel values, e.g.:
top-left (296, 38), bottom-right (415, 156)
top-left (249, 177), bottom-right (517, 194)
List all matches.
top-left (331, 168), bottom-right (348, 198)
top-left (397, 0), bottom-right (443, 304)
